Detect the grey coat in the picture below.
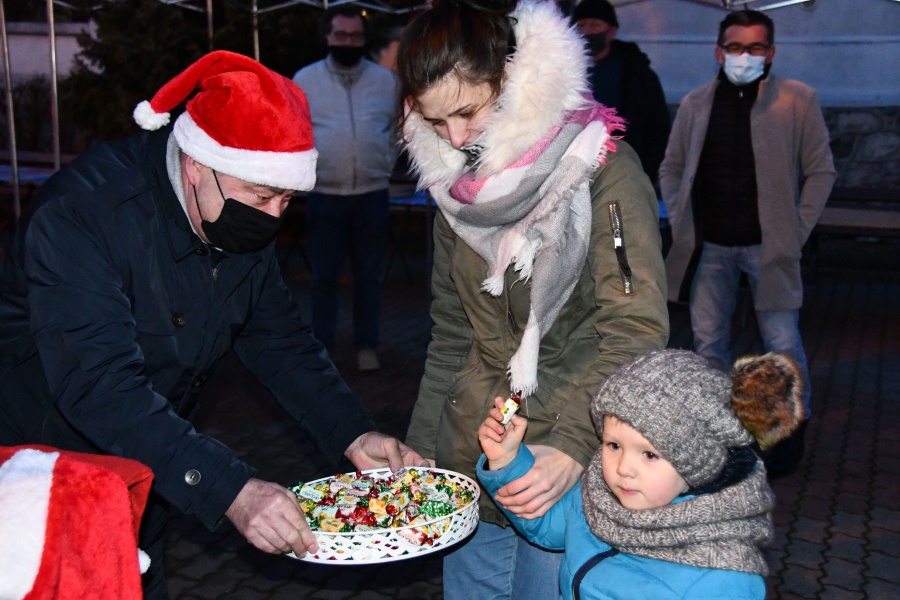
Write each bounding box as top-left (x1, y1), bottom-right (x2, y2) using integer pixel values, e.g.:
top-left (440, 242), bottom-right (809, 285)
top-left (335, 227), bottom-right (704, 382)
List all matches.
top-left (660, 73), bottom-right (836, 310)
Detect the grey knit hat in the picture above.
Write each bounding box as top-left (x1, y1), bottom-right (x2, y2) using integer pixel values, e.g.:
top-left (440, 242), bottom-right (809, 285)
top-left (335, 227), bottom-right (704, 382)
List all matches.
top-left (592, 349), bottom-right (754, 487)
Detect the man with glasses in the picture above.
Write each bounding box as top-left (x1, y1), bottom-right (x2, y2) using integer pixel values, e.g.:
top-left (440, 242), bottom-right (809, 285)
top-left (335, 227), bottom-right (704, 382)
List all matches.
top-left (660, 10), bottom-right (835, 478)
top-left (292, 5), bottom-right (399, 372)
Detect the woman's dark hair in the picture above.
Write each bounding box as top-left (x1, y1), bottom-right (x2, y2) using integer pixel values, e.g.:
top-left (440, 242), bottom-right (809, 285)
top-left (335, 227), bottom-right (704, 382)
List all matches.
top-left (717, 9), bottom-right (775, 46)
top-left (397, 0), bottom-right (518, 109)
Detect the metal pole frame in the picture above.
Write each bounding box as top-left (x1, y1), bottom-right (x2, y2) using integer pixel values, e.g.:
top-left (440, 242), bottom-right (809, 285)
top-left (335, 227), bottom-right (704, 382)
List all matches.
top-left (1, 0), bottom-right (20, 221)
top-left (46, 0), bottom-right (61, 172)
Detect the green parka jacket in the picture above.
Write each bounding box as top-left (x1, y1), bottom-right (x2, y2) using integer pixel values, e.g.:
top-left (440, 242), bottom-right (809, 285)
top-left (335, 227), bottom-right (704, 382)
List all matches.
top-left (406, 143), bottom-right (670, 525)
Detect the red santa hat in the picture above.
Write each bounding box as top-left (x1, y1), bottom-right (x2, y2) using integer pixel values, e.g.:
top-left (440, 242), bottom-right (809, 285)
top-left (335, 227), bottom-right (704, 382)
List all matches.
top-left (0, 445), bottom-right (154, 600)
top-left (133, 50), bottom-right (317, 192)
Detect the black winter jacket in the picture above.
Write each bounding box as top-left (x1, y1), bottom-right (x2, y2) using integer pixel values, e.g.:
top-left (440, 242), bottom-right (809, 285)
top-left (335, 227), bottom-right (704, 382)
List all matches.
top-left (0, 128), bottom-right (375, 530)
top-left (589, 40), bottom-right (671, 187)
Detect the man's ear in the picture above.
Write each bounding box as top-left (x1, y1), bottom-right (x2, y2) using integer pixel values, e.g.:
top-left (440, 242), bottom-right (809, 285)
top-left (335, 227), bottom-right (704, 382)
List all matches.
top-left (765, 45), bottom-right (776, 66)
top-left (182, 153), bottom-right (204, 186)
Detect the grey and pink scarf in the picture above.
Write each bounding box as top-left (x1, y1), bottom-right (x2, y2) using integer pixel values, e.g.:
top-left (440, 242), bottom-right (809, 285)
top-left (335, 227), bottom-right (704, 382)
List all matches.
top-left (426, 101), bottom-right (623, 395)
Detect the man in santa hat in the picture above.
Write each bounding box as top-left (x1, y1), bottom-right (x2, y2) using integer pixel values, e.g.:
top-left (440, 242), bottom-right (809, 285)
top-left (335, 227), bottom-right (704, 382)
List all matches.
top-left (0, 50), bottom-right (425, 598)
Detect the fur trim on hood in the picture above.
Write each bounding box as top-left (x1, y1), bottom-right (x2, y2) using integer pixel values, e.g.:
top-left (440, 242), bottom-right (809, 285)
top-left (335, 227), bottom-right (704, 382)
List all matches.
top-left (403, 0), bottom-right (592, 188)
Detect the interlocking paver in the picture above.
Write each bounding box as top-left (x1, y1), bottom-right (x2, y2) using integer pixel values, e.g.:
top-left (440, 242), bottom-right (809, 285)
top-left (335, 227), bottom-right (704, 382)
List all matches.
top-left (863, 578), bottom-right (900, 599)
top-left (783, 539), bottom-right (826, 570)
top-left (830, 511), bottom-right (869, 537)
top-left (822, 555), bottom-right (867, 588)
top-left (833, 492), bottom-right (871, 515)
top-left (816, 589), bottom-right (865, 600)
top-left (792, 517), bottom-right (830, 544)
top-left (869, 507), bottom-right (900, 533)
top-left (777, 563), bottom-right (823, 598)
top-left (825, 532), bottom-right (868, 563)
top-left (801, 477), bottom-right (836, 500)
top-left (796, 496), bottom-right (836, 522)
top-left (865, 551), bottom-right (900, 584)
top-left (867, 528), bottom-right (900, 559)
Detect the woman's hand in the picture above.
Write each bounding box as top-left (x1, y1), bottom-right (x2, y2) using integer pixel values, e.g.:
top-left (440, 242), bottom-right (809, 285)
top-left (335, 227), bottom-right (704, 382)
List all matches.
top-left (492, 445), bottom-right (583, 519)
top-left (344, 432), bottom-right (429, 472)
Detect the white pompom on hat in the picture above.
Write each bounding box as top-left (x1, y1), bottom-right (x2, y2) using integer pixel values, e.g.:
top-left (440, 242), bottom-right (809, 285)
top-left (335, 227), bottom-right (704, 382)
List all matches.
top-left (133, 50), bottom-right (318, 192)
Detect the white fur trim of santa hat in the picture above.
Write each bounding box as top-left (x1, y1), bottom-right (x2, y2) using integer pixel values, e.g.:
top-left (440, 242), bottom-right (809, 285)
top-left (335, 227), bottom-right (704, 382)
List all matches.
top-left (173, 112), bottom-right (318, 192)
top-left (133, 50), bottom-right (318, 192)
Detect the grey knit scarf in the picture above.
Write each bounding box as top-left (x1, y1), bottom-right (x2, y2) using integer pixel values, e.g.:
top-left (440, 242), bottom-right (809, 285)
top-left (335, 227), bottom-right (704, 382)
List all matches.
top-left (582, 453), bottom-right (775, 575)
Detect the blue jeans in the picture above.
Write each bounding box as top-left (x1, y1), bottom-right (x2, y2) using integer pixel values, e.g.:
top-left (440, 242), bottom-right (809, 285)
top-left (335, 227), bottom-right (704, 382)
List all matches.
top-left (306, 190), bottom-right (389, 350)
top-left (443, 521), bottom-right (563, 600)
top-left (690, 242), bottom-right (812, 417)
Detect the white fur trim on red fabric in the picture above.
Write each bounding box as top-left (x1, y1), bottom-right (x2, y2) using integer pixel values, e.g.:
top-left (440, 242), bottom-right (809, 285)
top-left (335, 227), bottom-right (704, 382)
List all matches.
top-left (174, 113), bottom-right (318, 191)
top-left (133, 100), bottom-right (172, 131)
top-left (0, 449), bottom-right (59, 600)
top-left (138, 549), bottom-right (151, 574)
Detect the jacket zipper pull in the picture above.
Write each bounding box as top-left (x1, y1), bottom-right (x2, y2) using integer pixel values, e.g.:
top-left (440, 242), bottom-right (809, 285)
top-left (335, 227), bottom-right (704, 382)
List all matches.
top-left (607, 201), bottom-right (634, 295)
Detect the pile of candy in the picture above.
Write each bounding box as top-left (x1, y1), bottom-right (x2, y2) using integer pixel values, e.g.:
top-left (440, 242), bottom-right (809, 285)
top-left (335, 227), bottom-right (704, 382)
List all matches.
top-left (290, 468), bottom-right (476, 546)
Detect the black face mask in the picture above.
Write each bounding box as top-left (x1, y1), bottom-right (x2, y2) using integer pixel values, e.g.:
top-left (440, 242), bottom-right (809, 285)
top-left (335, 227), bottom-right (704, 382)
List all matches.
top-left (194, 171), bottom-right (284, 253)
top-left (330, 45), bottom-right (365, 68)
top-left (585, 33), bottom-right (608, 57)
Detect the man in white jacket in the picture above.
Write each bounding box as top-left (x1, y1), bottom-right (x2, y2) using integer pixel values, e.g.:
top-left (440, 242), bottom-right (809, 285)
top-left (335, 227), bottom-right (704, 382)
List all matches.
top-left (293, 5), bottom-right (399, 371)
top-left (660, 9), bottom-right (836, 477)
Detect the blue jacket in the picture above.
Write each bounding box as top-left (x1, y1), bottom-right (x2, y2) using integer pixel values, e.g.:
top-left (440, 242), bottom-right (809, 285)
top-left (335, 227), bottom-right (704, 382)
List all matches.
top-left (477, 449), bottom-right (766, 600)
top-left (0, 128), bottom-right (376, 530)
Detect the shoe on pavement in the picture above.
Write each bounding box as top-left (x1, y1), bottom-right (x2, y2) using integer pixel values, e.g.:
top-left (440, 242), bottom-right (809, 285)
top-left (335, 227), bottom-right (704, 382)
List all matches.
top-left (358, 349), bottom-right (380, 371)
top-left (762, 419), bottom-right (808, 480)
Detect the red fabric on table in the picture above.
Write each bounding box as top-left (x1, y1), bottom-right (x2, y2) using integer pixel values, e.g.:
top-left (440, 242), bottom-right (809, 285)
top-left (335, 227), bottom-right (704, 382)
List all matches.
top-left (0, 445), bottom-right (154, 600)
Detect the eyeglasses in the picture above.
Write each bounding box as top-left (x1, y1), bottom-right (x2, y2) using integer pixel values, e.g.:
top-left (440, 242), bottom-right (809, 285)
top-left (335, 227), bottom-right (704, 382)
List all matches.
top-left (331, 30), bottom-right (365, 44)
top-left (719, 42), bottom-right (771, 56)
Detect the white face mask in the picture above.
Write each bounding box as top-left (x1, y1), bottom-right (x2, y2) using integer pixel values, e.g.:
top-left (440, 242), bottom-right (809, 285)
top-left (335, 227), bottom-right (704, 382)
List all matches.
top-left (723, 53), bottom-right (766, 86)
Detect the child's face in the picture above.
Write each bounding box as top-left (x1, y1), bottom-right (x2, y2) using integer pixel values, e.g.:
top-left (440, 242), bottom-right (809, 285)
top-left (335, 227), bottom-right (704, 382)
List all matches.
top-left (601, 416), bottom-right (689, 510)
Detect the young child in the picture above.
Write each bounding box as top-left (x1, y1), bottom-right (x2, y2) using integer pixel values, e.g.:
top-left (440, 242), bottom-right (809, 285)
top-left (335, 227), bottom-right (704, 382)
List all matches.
top-left (477, 349), bottom-right (803, 600)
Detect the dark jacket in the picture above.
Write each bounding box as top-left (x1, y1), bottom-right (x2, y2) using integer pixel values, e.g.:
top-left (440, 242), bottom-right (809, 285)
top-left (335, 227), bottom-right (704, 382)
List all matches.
top-left (590, 40), bottom-right (671, 186)
top-left (0, 128), bottom-right (376, 530)
top-left (591, 40), bottom-right (671, 185)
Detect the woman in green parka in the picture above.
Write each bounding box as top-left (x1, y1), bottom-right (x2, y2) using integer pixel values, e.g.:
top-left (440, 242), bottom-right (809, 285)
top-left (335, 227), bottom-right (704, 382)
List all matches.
top-left (396, 1), bottom-right (669, 598)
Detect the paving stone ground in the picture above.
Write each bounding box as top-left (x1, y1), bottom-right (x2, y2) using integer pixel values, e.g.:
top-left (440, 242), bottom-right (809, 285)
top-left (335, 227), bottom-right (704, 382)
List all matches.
top-left (163, 214), bottom-right (900, 599)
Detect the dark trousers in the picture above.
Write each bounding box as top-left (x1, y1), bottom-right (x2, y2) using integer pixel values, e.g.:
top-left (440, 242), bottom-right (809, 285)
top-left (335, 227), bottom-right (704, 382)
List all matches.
top-left (306, 190), bottom-right (390, 349)
top-left (139, 494), bottom-right (172, 599)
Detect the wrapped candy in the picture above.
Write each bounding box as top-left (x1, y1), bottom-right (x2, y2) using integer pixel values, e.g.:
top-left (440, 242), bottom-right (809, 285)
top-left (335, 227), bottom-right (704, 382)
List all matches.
top-left (499, 391), bottom-right (522, 426)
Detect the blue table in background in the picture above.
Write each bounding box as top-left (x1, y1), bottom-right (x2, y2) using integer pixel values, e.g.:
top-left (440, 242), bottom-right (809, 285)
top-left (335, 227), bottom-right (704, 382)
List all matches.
top-left (0, 165), bottom-right (55, 185)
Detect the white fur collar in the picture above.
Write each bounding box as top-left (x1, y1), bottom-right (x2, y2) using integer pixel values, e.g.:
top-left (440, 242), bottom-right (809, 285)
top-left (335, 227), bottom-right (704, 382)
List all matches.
top-left (403, 0), bottom-right (591, 188)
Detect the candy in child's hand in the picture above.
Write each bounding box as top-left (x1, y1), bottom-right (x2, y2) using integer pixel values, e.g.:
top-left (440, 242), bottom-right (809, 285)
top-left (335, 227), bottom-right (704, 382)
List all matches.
top-left (499, 393), bottom-right (521, 426)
